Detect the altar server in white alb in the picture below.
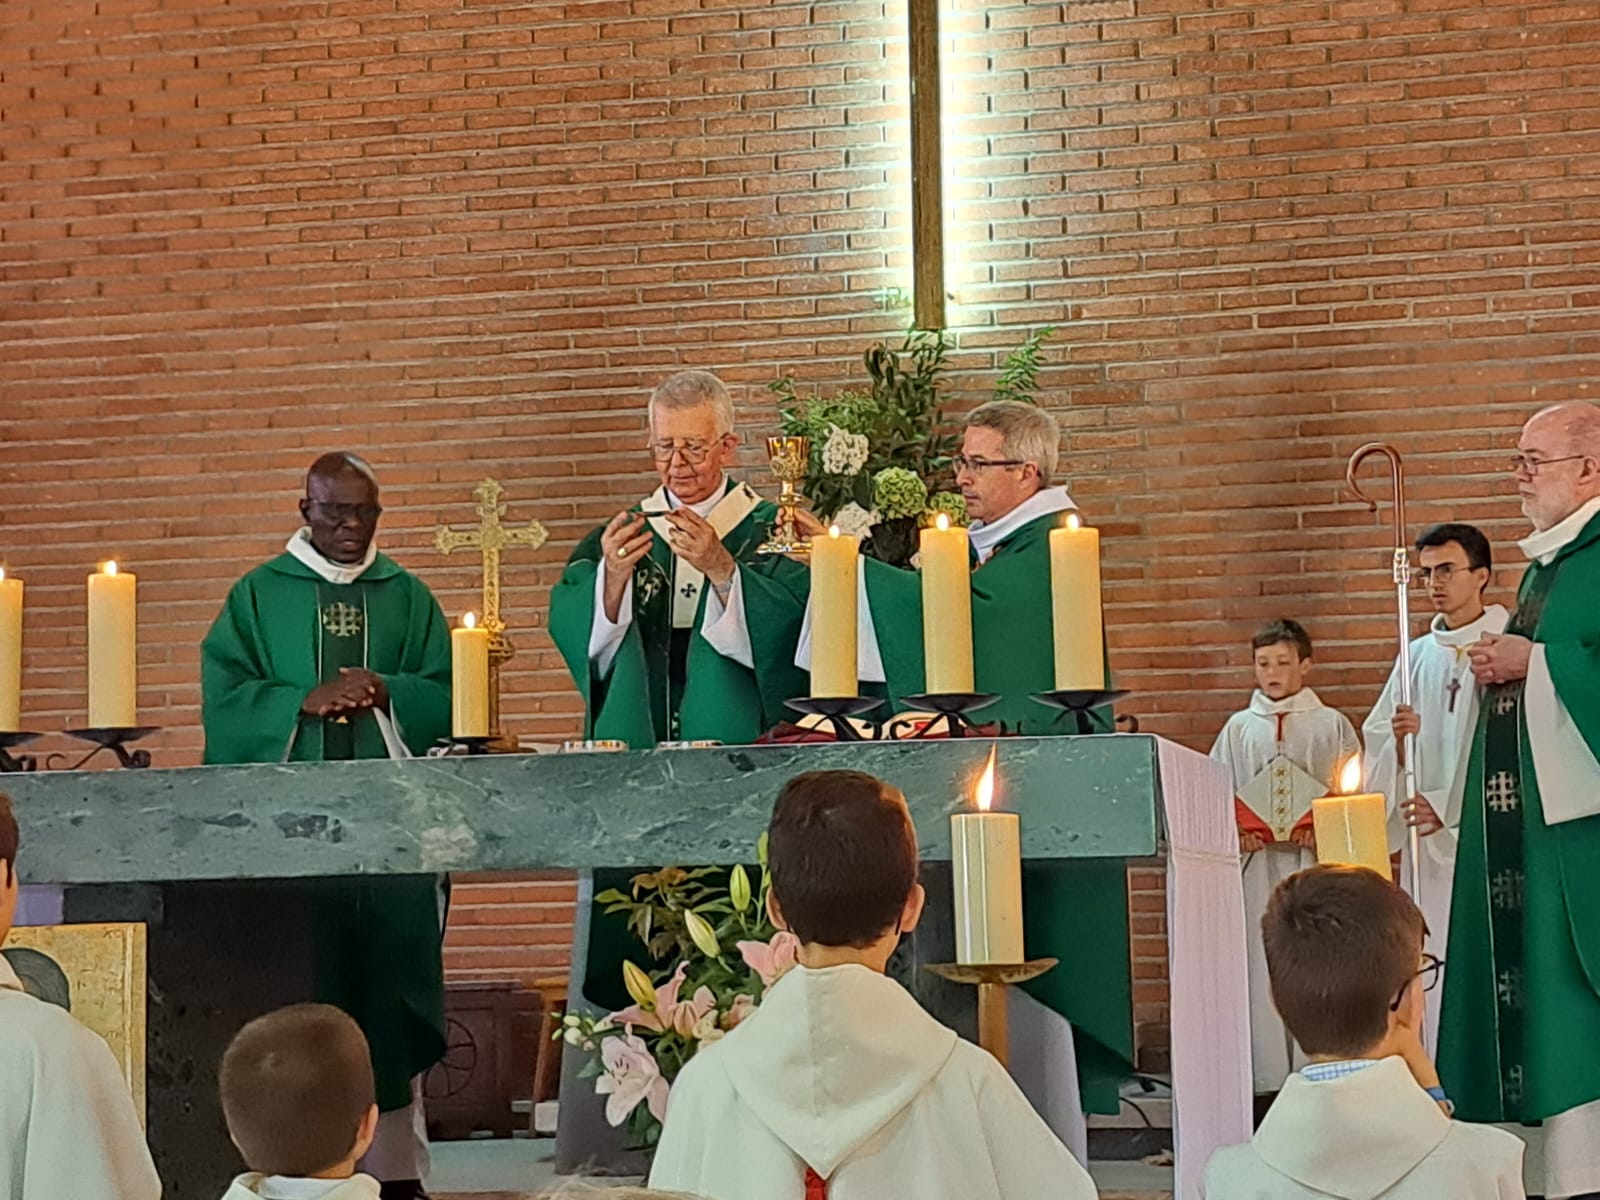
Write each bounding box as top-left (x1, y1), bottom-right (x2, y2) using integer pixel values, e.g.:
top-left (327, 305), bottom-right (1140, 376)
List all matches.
top-left (1363, 523), bottom-right (1507, 1049)
top-left (650, 769), bottom-right (1096, 1200)
top-left (0, 792), bottom-right (161, 1200)
top-left (1210, 619), bottom-right (1361, 1094)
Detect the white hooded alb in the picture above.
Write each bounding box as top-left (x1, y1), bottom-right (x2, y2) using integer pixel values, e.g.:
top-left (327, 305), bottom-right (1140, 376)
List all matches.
top-left (0, 957), bottom-right (161, 1200)
top-left (218, 1174), bottom-right (380, 1200)
top-left (649, 963), bottom-right (1095, 1200)
top-left (1203, 1057), bottom-right (1525, 1200)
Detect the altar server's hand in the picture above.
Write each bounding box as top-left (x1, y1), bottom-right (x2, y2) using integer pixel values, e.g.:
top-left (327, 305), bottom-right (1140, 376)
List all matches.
top-left (339, 667), bottom-right (389, 712)
top-left (1468, 633), bottom-right (1533, 685)
top-left (1403, 795), bottom-right (1445, 836)
top-left (1289, 827), bottom-right (1317, 852)
top-left (664, 508), bottom-right (736, 587)
top-left (1238, 831), bottom-right (1267, 854)
top-left (1391, 704), bottom-right (1422, 741)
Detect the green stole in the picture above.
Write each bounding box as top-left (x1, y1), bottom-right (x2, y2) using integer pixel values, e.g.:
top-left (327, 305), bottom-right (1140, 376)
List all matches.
top-left (548, 481), bottom-right (810, 748)
top-left (1441, 512), bottom-right (1600, 1122)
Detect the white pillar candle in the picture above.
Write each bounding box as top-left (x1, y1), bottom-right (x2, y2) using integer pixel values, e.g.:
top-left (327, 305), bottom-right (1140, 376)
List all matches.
top-left (1050, 513), bottom-right (1105, 690)
top-left (952, 747), bottom-right (1025, 965)
top-left (87, 561), bottom-right (137, 728)
top-left (0, 569), bottom-right (20, 733)
top-left (921, 513), bottom-right (975, 694)
top-left (1314, 755), bottom-right (1392, 878)
top-left (452, 612), bottom-right (491, 738)
top-left (809, 525), bottom-right (859, 699)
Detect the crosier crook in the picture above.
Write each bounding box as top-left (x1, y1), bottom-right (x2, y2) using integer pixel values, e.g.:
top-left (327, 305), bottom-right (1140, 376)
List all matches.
top-left (1346, 442), bottom-right (1423, 901)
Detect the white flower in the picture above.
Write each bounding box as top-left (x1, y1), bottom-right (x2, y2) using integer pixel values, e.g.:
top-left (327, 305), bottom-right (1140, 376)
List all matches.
top-left (831, 502), bottom-right (878, 539)
top-left (821, 424), bottom-right (869, 475)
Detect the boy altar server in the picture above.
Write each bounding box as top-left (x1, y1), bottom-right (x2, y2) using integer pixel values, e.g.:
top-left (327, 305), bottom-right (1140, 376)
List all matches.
top-left (1362, 523), bottom-right (1507, 1049)
top-left (649, 769), bottom-right (1096, 1200)
top-left (1210, 619), bottom-right (1361, 1094)
top-left (219, 1004), bottom-right (383, 1200)
top-left (0, 792), bottom-right (161, 1200)
top-left (1203, 865), bottom-right (1524, 1199)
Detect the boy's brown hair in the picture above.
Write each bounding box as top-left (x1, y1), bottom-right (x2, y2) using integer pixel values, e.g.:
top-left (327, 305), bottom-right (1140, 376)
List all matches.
top-left (768, 770), bottom-right (919, 948)
top-left (220, 1003), bottom-right (375, 1177)
top-left (0, 792), bottom-right (17, 884)
top-left (1252, 618), bottom-right (1314, 661)
top-left (1262, 866), bottom-right (1427, 1057)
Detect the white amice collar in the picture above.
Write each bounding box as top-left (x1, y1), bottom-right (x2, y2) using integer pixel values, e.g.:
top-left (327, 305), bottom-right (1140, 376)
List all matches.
top-left (286, 528), bottom-right (378, 586)
top-left (1247, 687), bottom-right (1325, 718)
top-left (1431, 604), bottom-right (1509, 648)
top-left (969, 486), bottom-right (1077, 562)
top-left (1519, 495), bottom-right (1600, 566)
top-left (647, 474), bottom-right (730, 519)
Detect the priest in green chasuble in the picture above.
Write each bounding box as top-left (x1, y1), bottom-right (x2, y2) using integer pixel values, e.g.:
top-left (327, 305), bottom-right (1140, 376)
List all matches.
top-left (799, 400), bottom-right (1132, 1122)
top-left (201, 452), bottom-right (450, 1200)
top-left (548, 370), bottom-right (808, 748)
top-left (1442, 401), bottom-right (1600, 1200)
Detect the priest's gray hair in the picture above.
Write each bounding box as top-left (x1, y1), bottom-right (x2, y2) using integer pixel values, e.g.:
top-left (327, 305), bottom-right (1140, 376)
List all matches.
top-left (965, 400), bottom-right (1061, 484)
top-left (649, 370), bottom-right (735, 436)
top-left (1529, 400), bottom-right (1600, 456)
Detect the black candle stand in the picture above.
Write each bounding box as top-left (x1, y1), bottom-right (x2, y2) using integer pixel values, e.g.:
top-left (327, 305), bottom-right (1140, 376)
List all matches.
top-left (784, 696), bottom-right (883, 742)
top-left (896, 693), bottom-right (1000, 739)
top-left (0, 732), bottom-right (41, 773)
top-left (1030, 689), bottom-right (1131, 734)
top-left (61, 726), bottom-right (161, 770)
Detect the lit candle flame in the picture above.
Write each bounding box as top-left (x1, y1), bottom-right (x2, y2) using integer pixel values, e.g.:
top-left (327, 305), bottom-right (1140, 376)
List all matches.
top-left (935, 512), bottom-right (950, 532)
top-left (103, 561), bottom-right (119, 577)
top-left (0, 567), bottom-right (6, 583)
top-left (974, 745), bottom-right (998, 812)
top-left (1337, 754), bottom-right (1362, 795)
top-left (1066, 512), bottom-right (1081, 531)
top-left (463, 611), bottom-right (478, 630)
top-left (829, 524), bottom-right (841, 538)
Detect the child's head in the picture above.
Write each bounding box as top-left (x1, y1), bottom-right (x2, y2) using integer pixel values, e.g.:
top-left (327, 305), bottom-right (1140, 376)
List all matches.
top-left (0, 792), bottom-right (18, 941)
top-left (767, 770), bottom-right (924, 961)
top-left (1251, 618), bottom-right (1314, 700)
top-left (1263, 866), bottom-right (1430, 1060)
top-left (220, 1004), bottom-right (379, 1179)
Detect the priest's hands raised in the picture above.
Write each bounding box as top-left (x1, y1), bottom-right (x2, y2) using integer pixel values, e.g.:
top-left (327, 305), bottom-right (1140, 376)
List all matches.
top-left (1467, 632), bottom-right (1533, 685)
top-left (664, 508), bottom-right (736, 588)
top-left (601, 511), bottom-right (654, 622)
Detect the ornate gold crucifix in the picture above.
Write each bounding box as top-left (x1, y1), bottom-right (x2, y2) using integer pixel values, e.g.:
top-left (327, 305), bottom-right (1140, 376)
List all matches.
top-left (434, 479), bottom-right (548, 738)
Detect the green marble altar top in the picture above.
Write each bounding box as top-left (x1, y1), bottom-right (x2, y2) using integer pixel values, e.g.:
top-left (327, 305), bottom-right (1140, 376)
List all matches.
top-left (4, 734), bottom-right (1163, 885)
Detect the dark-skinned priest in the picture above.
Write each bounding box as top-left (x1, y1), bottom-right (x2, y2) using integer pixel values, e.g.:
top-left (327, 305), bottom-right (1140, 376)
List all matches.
top-left (1444, 401), bottom-right (1600, 1200)
top-left (798, 399), bottom-right (1128, 1160)
top-left (549, 369), bottom-right (809, 747)
top-left (201, 452), bottom-right (451, 1200)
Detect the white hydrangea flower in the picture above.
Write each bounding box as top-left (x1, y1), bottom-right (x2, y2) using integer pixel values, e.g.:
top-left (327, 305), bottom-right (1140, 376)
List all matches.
top-left (831, 502), bottom-right (878, 539)
top-left (821, 424), bottom-right (869, 476)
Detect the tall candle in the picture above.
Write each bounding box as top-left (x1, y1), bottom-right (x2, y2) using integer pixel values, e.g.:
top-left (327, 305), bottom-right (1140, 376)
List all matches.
top-left (1049, 512), bottom-right (1105, 690)
top-left (952, 746), bottom-right (1025, 965)
top-left (452, 612), bottom-right (491, 738)
top-left (1314, 756), bottom-right (1392, 877)
top-left (0, 569), bottom-right (20, 733)
top-left (921, 513), bottom-right (974, 694)
top-left (809, 525), bottom-right (859, 699)
top-left (88, 561), bottom-right (138, 728)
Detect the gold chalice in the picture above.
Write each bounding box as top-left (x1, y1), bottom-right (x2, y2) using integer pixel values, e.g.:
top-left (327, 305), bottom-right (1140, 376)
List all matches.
top-left (757, 434), bottom-right (812, 555)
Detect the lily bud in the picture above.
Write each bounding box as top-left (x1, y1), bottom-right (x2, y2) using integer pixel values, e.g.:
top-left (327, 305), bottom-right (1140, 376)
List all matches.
top-left (622, 960), bottom-right (658, 1012)
top-left (730, 864), bottom-right (752, 913)
top-left (685, 909), bottom-right (722, 959)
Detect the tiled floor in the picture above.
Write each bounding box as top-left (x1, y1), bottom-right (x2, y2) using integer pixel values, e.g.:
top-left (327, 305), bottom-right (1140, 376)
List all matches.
top-left (429, 1138), bottom-right (1174, 1199)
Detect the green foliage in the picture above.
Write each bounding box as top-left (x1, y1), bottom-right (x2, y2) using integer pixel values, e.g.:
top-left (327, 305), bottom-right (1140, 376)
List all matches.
top-left (992, 325), bottom-right (1056, 407)
top-left (926, 491), bottom-right (970, 527)
top-left (873, 467), bottom-right (929, 520)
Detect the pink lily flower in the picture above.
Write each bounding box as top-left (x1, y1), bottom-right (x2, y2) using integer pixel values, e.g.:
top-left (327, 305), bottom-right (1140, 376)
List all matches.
top-left (737, 930), bottom-right (800, 990)
top-left (595, 1033), bottom-right (669, 1126)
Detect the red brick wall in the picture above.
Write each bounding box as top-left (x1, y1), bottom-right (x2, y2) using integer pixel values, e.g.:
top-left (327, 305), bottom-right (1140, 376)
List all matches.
top-left (5, 0), bottom-right (1600, 1050)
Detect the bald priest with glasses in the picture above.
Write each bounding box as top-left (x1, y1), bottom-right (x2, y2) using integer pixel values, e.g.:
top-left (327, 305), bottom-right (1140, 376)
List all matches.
top-left (549, 370), bottom-right (809, 747)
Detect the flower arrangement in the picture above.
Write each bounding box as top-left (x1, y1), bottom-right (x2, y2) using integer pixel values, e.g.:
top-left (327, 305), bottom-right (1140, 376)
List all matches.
top-left (771, 327), bottom-right (1053, 567)
top-left (560, 839), bottom-right (800, 1144)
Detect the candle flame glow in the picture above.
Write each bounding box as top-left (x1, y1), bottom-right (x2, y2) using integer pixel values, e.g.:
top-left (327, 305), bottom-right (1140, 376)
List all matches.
top-left (463, 612), bottom-right (478, 630)
top-left (974, 745), bottom-right (998, 812)
top-left (1066, 512), bottom-right (1081, 531)
top-left (829, 524), bottom-right (841, 538)
top-left (1338, 754), bottom-right (1362, 795)
top-left (103, 561), bottom-right (119, 577)
top-left (0, 567), bottom-right (6, 583)
top-left (935, 512), bottom-right (950, 532)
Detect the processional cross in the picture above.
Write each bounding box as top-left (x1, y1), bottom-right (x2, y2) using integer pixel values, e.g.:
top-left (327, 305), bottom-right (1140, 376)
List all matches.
top-left (434, 479), bottom-right (548, 739)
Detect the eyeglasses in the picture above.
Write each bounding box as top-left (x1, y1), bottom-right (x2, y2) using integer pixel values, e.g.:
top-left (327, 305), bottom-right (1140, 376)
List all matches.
top-left (952, 455), bottom-right (1028, 473)
top-left (1390, 952), bottom-right (1444, 1011)
top-left (1510, 453), bottom-right (1590, 477)
top-left (649, 440), bottom-right (718, 465)
top-left (306, 501), bottom-right (383, 523)
top-left (1415, 563), bottom-right (1474, 586)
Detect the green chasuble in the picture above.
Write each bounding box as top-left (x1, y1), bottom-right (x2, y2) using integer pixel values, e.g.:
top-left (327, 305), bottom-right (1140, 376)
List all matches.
top-left (862, 510), bottom-right (1132, 1113)
top-left (1441, 510), bottom-right (1600, 1123)
top-left (200, 550), bottom-right (453, 1112)
top-left (548, 481), bottom-right (810, 748)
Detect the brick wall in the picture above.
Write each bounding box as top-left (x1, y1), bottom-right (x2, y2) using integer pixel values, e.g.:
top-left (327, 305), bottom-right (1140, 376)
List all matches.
top-left (5, 0), bottom-right (1600, 1055)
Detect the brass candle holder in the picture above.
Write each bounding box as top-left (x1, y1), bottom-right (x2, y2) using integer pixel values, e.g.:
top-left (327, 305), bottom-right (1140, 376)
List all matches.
top-left (757, 435), bottom-right (812, 556)
top-left (926, 958), bottom-right (1058, 1068)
